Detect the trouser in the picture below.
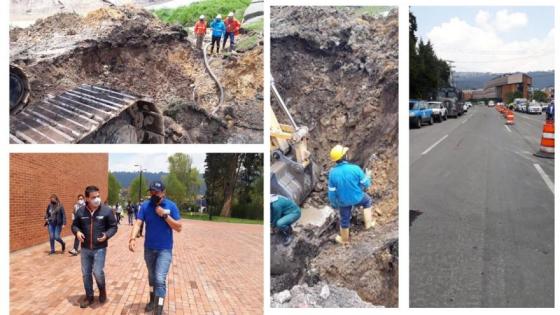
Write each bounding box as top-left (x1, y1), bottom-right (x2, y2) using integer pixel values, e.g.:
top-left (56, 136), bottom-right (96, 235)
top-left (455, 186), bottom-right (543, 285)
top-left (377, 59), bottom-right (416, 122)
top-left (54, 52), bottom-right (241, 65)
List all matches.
top-left (223, 32), bottom-right (235, 51)
top-left (128, 213), bottom-right (134, 225)
top-left (211, 36), bottom-right (221, 53)
top-left (73, 235), bottom-right (81, 251)
top-left (116, 213), bottom-right (121, 223)
top-left (144, 248), bottom-right (172, 298)
top-left (81, 247), bottom-right (107, 297)
top-left (47, 223), bottom-right (64, 253)
top-left (274, 211), bottom-right (301, 230)
top-left (338, 194), bottom-right (372, 228)
top-left (196, 34), bottom-right (204, 49)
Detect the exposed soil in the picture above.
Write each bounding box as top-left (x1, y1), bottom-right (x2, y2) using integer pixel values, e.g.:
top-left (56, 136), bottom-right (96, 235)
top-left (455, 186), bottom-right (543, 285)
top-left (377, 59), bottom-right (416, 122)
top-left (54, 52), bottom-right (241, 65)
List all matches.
top-left (270, 6), bottom-right (398, 308)
top-left (10, 5), bottom-right (263, 143)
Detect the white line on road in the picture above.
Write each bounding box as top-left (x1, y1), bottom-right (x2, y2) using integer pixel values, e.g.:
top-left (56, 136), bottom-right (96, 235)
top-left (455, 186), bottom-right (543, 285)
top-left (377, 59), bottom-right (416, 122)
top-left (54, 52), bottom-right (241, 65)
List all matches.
top-left (505, 125), bottom-right (512, 132)
top-left (534, 163), bottom-right (554, 194)
top-left (421, 135), bottom-right (448, 155)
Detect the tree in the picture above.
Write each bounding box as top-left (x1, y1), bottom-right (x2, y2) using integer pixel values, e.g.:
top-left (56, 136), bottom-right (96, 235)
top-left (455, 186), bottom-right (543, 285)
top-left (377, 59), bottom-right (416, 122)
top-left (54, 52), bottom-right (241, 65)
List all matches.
top-left (168, 153), bottom-right (201, 204)
top-left (164, 172), bottom-right (187, 208)
top-left (107, 173), bottom-right (121, 205)
top-left (129, 175), bottom-right (149, 204)
top-left (506, 91), bottom-right (523, 104)
top-left (532, 90), bottom-right (548, 103)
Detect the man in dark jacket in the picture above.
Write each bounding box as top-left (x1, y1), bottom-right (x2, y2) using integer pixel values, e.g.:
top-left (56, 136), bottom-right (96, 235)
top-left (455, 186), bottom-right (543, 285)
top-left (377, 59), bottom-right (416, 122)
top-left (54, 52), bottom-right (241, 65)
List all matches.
top-left (72, 185), bottom-right (118, 308)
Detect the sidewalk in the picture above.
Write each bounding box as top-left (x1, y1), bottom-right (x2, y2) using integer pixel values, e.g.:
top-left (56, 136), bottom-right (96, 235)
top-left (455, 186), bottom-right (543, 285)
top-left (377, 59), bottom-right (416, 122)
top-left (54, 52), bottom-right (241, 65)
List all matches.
top-left (10, 219), bottom-right (263, 315)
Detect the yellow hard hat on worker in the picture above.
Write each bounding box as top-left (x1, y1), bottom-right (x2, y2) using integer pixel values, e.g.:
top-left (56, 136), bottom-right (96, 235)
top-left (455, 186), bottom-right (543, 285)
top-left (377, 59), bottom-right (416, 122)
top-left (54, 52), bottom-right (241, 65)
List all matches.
top-left (330, 144), bottom-right (349, 162)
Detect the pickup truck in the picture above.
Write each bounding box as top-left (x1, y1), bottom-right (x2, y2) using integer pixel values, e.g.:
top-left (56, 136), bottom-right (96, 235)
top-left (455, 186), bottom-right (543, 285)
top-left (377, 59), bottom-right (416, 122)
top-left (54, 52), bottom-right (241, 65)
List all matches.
top-left (410, 100), bottom-right (433, 128)
top-left (427, 101), bottom-right (447, 122)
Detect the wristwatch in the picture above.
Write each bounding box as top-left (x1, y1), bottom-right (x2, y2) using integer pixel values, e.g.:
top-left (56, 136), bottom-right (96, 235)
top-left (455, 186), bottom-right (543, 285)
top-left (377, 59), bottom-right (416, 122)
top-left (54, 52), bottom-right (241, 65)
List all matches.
top-left (162, 213), bottom-right (169, 220)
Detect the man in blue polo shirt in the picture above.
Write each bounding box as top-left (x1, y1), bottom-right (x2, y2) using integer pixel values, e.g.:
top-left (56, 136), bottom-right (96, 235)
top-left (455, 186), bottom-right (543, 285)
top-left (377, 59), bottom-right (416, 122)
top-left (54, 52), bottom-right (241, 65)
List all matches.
top-left (128, 181), bottom-right (182, 315)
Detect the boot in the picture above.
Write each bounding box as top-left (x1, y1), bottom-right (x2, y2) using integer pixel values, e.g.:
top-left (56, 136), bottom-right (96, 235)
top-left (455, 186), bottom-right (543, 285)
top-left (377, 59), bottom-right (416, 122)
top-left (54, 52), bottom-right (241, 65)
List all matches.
top-left (363, 207), bottom-right (376, 230)
top-left (79, 295), bottom-right (93, 308)
top-left (335, 228), bottom-right (350, 245)
top-left (99, 288), bottom-right (107, 304)
top-left (145, 289), bottom-right (155, 312)
top-left (154, 296), bottom-right (164, 315)
top-left (280, 226), bottom-right (293, 246)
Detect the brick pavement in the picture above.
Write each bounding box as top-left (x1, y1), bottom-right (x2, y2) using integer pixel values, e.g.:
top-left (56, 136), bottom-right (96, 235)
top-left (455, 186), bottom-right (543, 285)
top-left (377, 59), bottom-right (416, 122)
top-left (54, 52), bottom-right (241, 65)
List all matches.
top-left (10, 219), bottom-right (263, 315)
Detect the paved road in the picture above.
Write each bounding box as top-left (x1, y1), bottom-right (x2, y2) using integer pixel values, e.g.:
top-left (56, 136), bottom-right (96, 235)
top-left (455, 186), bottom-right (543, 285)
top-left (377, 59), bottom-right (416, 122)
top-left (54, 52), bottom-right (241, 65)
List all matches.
top-left (410, 106), bottom-right (554, 307)
top-left (10, 220), bottom-right (263, 314)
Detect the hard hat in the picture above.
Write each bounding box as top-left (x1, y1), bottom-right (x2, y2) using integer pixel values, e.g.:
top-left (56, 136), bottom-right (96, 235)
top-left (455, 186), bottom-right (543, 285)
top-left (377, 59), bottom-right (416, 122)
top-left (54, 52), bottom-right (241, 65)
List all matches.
top-left (330, 145), bottom-right (349, 162)
top-left (216, 14), bottom-right (222, 19)
top-left (228, 12), bottom-right (234, 17)
top-left (199, 15), bottom-right (205, 20)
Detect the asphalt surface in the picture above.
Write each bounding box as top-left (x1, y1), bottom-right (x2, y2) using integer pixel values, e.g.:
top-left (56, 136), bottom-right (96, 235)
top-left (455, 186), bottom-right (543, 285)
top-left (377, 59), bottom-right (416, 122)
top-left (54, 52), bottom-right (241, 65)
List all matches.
top-left (410, 106), bottom-right (554, 307)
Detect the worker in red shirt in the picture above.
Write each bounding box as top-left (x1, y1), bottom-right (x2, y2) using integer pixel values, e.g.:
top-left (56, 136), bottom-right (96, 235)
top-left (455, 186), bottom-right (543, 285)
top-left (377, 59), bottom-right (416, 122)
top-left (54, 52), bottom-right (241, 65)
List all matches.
top-left (194, 15), bottom-right (207, 50)
top-left (223, 12), bottom-right (241, 52)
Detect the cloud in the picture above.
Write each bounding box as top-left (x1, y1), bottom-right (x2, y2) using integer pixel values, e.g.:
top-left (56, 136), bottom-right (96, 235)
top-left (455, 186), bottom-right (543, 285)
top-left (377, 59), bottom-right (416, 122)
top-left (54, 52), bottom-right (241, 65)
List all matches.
top-left (426, 13), bottom-right (553, 72)
top-left (109, 153), bottom-right (206, 174)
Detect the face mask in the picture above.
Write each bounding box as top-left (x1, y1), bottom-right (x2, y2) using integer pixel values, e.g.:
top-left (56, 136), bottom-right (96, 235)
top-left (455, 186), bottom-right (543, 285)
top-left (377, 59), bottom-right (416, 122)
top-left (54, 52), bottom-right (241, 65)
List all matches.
top-left (78, 199), bottom-right (85, 205)
top-left (91, 197), bottom-right (101, 207)
top-left (50, 200), bottom-right (56, 205)
top-left (150, 195), bottom-right (162, 205)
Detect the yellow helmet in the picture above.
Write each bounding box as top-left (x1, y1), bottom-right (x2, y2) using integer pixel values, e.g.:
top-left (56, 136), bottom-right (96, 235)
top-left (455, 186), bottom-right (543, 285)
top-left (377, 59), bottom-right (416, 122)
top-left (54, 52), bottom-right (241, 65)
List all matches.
top-left (330, 145), bottom-right (349, 162)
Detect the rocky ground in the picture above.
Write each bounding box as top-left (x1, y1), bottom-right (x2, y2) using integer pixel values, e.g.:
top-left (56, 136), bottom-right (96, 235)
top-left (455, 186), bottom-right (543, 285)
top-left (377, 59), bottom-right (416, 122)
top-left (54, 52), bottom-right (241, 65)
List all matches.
top-left (10, 5), bottom-right (263, 143)
top-left (270, 6), bottom-right (398, 307)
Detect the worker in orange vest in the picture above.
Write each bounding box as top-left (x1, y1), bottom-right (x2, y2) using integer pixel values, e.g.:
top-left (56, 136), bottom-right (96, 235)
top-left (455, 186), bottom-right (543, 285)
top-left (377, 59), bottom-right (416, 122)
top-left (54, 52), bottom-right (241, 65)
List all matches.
top-left (223, 12), bottom-right (241, 52)
top-left (194, 15), bottom-right (207, 50)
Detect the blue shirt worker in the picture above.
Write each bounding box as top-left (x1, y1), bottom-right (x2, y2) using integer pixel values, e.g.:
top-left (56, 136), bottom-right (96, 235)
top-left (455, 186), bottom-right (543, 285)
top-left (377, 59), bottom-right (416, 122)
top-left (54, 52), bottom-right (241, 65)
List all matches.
top-left (327, 145), bottom-right (375, 245)
top-left (129, 181), bottom-right (182, 315)
top-left (210, 14), bottom-right (226, 55)
top-left (546, 101), bottom-right (554, 121)
top-left (72, 185), bottom-right (118, 308)
top-left (271, 194), bottom-right (301, 246)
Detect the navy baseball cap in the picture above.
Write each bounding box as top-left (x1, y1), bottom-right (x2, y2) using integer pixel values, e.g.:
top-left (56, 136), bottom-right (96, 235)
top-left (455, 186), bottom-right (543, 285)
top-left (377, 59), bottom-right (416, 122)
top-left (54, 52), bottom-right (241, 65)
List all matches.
top-left (148, 180), bottom-right (165, 192)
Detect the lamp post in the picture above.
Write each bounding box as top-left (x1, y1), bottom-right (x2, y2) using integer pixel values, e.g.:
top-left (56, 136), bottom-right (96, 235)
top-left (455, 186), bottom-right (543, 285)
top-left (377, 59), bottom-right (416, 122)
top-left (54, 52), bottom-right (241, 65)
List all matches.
top-left (133, 164), bottom-right (146, 205)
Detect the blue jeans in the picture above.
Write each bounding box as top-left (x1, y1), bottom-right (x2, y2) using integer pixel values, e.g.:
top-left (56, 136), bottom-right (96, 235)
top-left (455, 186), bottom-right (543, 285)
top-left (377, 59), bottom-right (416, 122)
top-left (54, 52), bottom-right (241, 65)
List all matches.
top-left (80, 247), bottom-right (107, 297)
top-left (47, 223), bottom-right (64, 253)
top-left (275, 212), bottom-right (301, 230)
top-left (144, 248), bottom-right (172, 298)
top-left (339, 194), bottom-right (372, 228)
top-left (223, 32), bottom-right (235, 50)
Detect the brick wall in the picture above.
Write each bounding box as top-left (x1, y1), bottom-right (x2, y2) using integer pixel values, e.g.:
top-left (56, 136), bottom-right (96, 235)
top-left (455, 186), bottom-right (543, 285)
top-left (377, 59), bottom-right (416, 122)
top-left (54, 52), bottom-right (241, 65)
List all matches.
top-left (10, 153), bottom-right (108, 252)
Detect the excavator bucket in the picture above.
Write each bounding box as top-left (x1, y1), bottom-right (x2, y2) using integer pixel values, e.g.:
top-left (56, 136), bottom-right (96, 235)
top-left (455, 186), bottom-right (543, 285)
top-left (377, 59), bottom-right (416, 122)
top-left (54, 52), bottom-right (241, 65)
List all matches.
top-left (10, 84), bottom-right (165, 144)
top-left (271, 149), bottom-right (319, 206)
top-left (10, 65), bottom-right (30, 114)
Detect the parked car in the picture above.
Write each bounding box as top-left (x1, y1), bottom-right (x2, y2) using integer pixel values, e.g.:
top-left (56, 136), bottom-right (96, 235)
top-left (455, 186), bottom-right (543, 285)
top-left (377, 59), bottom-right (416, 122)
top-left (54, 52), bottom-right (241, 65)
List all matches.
top-left (488, 100), bottom-right (495, 107)
top-left (427, 101), bottom-right (447, 122)
top-left (410, 100), bottom-right (433, 128)
top-left (465, 102), bottom-right (472, 108)
top-left (527, 101), bottom-right (542, 114)
top-left (514, 98), bottom-right (528, 112)
top-left (463, 103), bottom-right (469, 112)
top-left (443, 100), bottom-right (462, 118)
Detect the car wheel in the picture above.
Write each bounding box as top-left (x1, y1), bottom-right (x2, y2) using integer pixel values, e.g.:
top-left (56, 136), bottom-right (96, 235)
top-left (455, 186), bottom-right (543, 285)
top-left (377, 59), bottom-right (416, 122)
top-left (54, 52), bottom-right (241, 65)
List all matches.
top-left (429, 116), bottom-right (433, 125)
top-left (444, 114), bottom-right (447, 120)
top-left (416, 118), bottom-right (422, 128)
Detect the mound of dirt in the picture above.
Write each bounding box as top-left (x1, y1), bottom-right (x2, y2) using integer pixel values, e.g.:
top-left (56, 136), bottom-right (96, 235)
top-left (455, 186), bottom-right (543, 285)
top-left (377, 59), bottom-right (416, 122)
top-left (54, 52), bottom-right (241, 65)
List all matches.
top-left (10, 5), bottom-right (263, 143)
top-left (271, 282), bottom-right (380, 308)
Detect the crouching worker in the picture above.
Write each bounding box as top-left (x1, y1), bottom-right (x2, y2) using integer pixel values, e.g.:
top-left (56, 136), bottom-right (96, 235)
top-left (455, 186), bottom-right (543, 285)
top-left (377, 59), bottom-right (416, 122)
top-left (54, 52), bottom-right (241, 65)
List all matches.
top-left (129, 181), bottom-right (182, 315)
top-left (327, 145), bottom-right (375, 245)
top-left (271, 194), bottom-right (301, 246)
top-left (72, 186), bottom-right (118, 308)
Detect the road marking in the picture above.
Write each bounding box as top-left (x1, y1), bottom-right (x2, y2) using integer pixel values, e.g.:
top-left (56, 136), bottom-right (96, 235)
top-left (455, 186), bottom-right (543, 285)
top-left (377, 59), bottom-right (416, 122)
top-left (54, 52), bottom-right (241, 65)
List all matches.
top-left (505, 125), bottom-right (512, 132)
top-left (534, 163), bottom-right (554, 194)
top-left (421, 135), bottom-right (448, 155)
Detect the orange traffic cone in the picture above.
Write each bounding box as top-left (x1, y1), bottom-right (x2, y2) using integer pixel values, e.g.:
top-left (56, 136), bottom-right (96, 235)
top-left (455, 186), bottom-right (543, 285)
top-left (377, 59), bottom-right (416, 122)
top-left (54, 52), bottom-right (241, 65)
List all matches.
top-left (505, 111), bottom-right (514, 125)
top-left (534, 120), bottom-right (554, 159)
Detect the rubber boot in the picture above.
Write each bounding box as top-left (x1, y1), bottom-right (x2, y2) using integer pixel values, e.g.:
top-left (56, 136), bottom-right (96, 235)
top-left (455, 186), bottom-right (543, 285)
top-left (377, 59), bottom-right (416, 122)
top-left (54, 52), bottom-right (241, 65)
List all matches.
top-left (363, 207), bottom-right (376, 230)
top-left (280, 226), bottom-right (293, 246)
top-left (80, 295), bottom-right (93, 308)
top-left (99, 288), bottom-right (107, 304)
top-left (154, 296), bottom-right (164, 315)
top-left (335, 228), bottom-right (350, 245)
top-left (145, 289), bottom-right (155, 312)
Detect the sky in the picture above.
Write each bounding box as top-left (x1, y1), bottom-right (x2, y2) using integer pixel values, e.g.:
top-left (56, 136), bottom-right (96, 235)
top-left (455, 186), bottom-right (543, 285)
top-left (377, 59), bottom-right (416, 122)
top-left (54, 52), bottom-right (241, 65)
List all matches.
top-left (411, 6), bottom-right (554, 72)
top-left (109, 153), bottom-right (206, 174)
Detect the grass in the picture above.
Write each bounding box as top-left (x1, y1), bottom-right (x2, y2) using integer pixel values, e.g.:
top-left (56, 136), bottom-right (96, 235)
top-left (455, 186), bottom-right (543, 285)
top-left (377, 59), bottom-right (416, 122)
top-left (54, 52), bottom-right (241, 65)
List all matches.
top-left (153, 0), bottom-right (252, 26)
top-left (353, 6), bottom-right (393, 16)
top-left (235, 33), bottom-right (259, 52)
top-left (181, 212), bottom-right (263, 225)
top-left (242, 19), bottom-right (263, 32)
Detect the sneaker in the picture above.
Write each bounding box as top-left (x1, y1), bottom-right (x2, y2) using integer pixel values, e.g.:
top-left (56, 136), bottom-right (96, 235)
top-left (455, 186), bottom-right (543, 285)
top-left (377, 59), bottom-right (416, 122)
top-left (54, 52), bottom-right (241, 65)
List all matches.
top-left (69, 249), bottom-right (78, 256)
